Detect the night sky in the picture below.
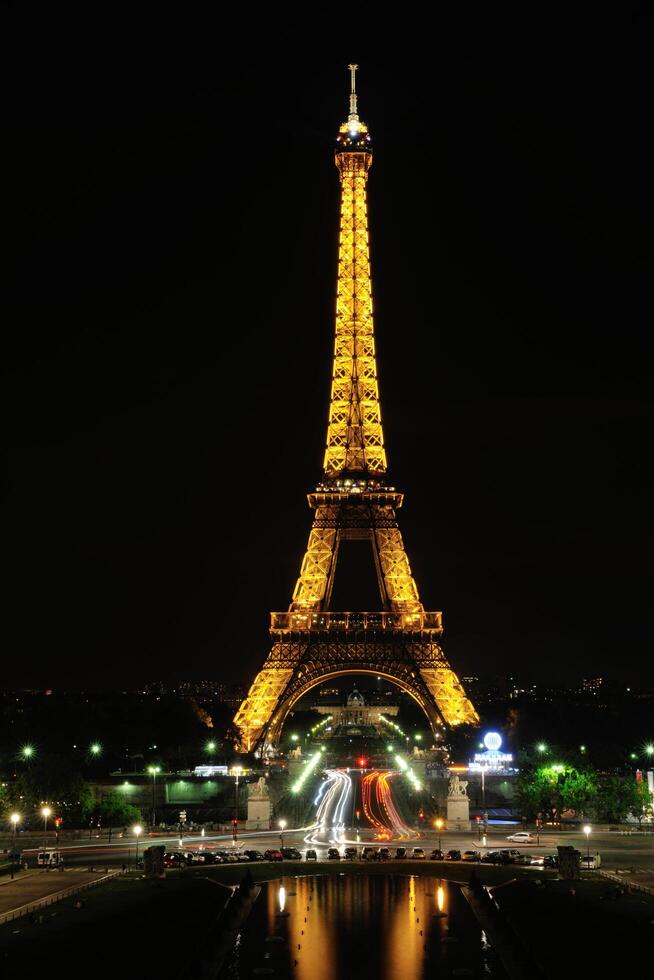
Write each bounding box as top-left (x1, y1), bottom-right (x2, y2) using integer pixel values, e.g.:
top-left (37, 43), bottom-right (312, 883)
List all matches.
top-left (5, 9), bottom-right (653, 689)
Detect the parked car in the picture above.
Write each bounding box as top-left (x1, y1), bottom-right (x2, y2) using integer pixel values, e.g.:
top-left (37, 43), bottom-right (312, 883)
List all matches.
top-left (243, 849), bottom-right (265, 862)
top-left (361, 847), bottom-right (377, 861)
top-left (543, 854), bottom-right (559, 868)
top-left (506, 832), bottom-right (536, 844)
top-left (512, 853), bottom-right (531, 866)
top-left (412, 847), bottom-right (426, 859)
top-left (305, 849), bottom-right (317, 861)
top-left (163, 852), bottom-right (185, 868)
top-left (462, 850), bottom-right (481, 862)
top-left (327, 848), bottom-right (341, 861)
top-left (489, 849), bottom-right (521, 865)
top-left (200, 851), bottom-right (221, 865)
top-left (344, 847), bottom-right (358, 860)
top-left (445, 849), bottom-right (461, 861)
top-left (378, 847), bottom-right (391, 861)
top-left (37, 850), bottom-right (63, 868)
top-left (215, 850), bottom-right (238, 864)
top-left (280, 847), bottom-right (302, 860)
top-left (529, 854), bottom-right (545, 866)
top-left (394, 847), bottom-right (407, 859)
top-left (186, 852), bottom-right (207, 865)
top-left (481, 850), bottom-right (501, 864)
top-left (429, 848), bottom-right (445, 860)
top-left (580, 854), bottom-right (602, 869)
top-left (264, 849), bottom-right (283, 862)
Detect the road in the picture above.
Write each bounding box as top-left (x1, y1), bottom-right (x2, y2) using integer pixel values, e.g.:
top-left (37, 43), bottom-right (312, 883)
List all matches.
top-left (11, 765), bottom-right (654, 871)
top-left (18, 826), bottom-right (653, 872)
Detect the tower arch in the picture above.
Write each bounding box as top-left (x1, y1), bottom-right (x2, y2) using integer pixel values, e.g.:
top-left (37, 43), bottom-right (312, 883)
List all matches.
top-left (263, 667), bottom-right (444, 748)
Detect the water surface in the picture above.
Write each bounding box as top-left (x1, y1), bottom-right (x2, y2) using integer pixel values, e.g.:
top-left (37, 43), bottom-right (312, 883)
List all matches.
top-left (224, 874), bottom-right (501, 979)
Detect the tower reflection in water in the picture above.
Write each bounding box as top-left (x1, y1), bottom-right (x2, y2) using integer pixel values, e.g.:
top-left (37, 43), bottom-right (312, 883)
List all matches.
top-left (229, 875), bottom-right (492, 980)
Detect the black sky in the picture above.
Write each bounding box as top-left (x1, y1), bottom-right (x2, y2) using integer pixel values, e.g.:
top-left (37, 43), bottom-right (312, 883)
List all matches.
top-left (4, 7), bottom-right (654, 689)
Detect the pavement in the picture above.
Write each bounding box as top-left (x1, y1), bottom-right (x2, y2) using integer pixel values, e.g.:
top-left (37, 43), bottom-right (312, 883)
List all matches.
top-left (0, 870), bottom-right (112, 920)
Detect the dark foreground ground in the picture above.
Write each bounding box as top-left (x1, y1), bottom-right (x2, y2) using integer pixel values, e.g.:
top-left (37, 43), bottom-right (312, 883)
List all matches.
top-left (0, 862), bottom-right (652, 979)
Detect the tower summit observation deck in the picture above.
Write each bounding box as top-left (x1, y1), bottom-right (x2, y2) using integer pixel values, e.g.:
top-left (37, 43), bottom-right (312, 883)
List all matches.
top-left (233, 67), bottom-right (478, 753)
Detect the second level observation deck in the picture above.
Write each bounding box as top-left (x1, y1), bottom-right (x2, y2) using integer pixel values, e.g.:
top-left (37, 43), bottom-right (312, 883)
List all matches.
top-left (270, 610), bottom-right (443, 636)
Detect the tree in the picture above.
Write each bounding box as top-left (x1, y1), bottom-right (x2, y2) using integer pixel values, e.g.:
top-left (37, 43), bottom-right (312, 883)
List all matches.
top-left (7, 754), bottom-right (91, 826)
top-left (516, 761), bottom-right (597, 824)
top-left (595, 776), bottom-right (653, 824)
top-left (93, 790), bottom-right (140, 828)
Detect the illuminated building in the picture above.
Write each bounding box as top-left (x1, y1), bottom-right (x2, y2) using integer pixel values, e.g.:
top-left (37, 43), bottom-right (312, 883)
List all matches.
top-left (233, 66), bottom-right (478, 752)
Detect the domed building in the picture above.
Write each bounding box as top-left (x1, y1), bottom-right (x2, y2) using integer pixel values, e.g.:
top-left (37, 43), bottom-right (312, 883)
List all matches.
top-left (316, 687), bottom-right (399, 728)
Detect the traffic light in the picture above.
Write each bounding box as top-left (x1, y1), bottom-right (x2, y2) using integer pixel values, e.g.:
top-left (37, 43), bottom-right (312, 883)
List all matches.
top-left (232, 819), bottom-right (238, 826)
top-left (355, 810), bottom-right (360, 820)
top-left (357, 757), bottom-right (367, 768)
top-left (54, 818), bottom-right (62, 828)
top-left (418, 810), bottom-right (425, 820)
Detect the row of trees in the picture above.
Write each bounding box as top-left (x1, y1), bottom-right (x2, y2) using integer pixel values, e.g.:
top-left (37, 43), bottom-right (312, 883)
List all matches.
top-left (1, 755), bottom-right (141, 829)
top-left (515, 755), bottom-right (652, 824)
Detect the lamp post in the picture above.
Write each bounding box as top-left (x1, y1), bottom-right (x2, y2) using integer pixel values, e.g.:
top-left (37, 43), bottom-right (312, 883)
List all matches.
top-left (147, 765), bottom-right (161, 828)
top-left (41, 806), bottom-right (52, 849)
top-left (435, 818), bottom-right (443, 851)
top-left (9, 814), bottom-right (20, 879)
top-left (583, 824), bottom-right (591, 867)
top-left (133, 824), bottom-right (142, 868)
top-left (279, 819), bottom-right (286, 850)
top-left (230, 766), bottom-right (243, 845)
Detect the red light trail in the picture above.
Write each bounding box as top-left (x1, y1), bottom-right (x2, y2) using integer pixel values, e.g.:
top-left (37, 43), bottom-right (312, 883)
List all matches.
top-left (361, 770), bottom-right (415, 840)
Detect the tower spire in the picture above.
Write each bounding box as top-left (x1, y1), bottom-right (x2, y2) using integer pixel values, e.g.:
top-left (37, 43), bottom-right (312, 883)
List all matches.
top-left (324, 66), bottom-right (384, 479)
top-left (348, 63), bottom-right (359, 122)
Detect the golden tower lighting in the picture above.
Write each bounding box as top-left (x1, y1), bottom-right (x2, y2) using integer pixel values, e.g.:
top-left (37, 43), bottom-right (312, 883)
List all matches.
top-left (233, 66), bottom-right (478, 752)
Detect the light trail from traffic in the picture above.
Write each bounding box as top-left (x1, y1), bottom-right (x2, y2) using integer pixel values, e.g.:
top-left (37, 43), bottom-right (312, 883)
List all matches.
top-left (361, 770), bottom-right (392, 839)
top-left (361, 770), bottom-right (414, 840)
top-left (376, 771), bottom-right (414, 838)
top-left (304, 769), bottom-right (353, 845)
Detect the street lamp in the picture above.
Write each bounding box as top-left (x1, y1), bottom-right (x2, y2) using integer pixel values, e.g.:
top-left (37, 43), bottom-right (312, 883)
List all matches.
top-left (537, 743), bottom-right (547, 754)
top-left (230, 765), bottom-right (243, 845)
top-left (90, 742), bottom-right (101, 756)
top-left (583, 824), bottom-right (591, 867)
top-left (205, 740), bottom-right (216, 754)
top-left (435, 817), bottom-right (444, 851)
top-left (41, 806), bottom-right (52, 848)
top-left (9, 814), bottom-right (20, 879)
top-left (21, 745), bottom-right (34, 761)
top-left (133, 824), bottom-right (142, 868)
top-left (147, 765), bottom-right (161, 828)
top-left (279, 818), bottom-right (286, 850)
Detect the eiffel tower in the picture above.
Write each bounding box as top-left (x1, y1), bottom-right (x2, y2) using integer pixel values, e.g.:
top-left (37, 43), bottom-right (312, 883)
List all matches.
top-left (234, 66), bottom-right (478, 752)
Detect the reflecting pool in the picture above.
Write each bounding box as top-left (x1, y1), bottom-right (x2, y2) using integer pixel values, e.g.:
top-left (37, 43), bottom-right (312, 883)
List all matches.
top-left (222, 874), bottom-right (503, 979)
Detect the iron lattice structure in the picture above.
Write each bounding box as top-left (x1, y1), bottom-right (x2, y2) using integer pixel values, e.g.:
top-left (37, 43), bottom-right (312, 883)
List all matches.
top-left (233, 68), bottom-right (478, 752)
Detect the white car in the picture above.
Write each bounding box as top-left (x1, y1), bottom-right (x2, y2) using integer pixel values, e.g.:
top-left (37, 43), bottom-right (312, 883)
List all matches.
top-left (580, 854), bottom-right (601, 869)
top-left (506, 832), bottom-right (536, 843)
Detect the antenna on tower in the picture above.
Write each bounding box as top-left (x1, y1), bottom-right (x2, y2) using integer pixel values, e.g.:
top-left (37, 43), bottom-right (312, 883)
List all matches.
top-left (348, 63), bottom-right (359, 122)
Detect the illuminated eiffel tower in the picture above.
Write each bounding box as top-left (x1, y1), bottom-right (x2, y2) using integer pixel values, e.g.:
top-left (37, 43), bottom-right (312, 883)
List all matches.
top-left (234, 66), bottom-right (478, 752)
